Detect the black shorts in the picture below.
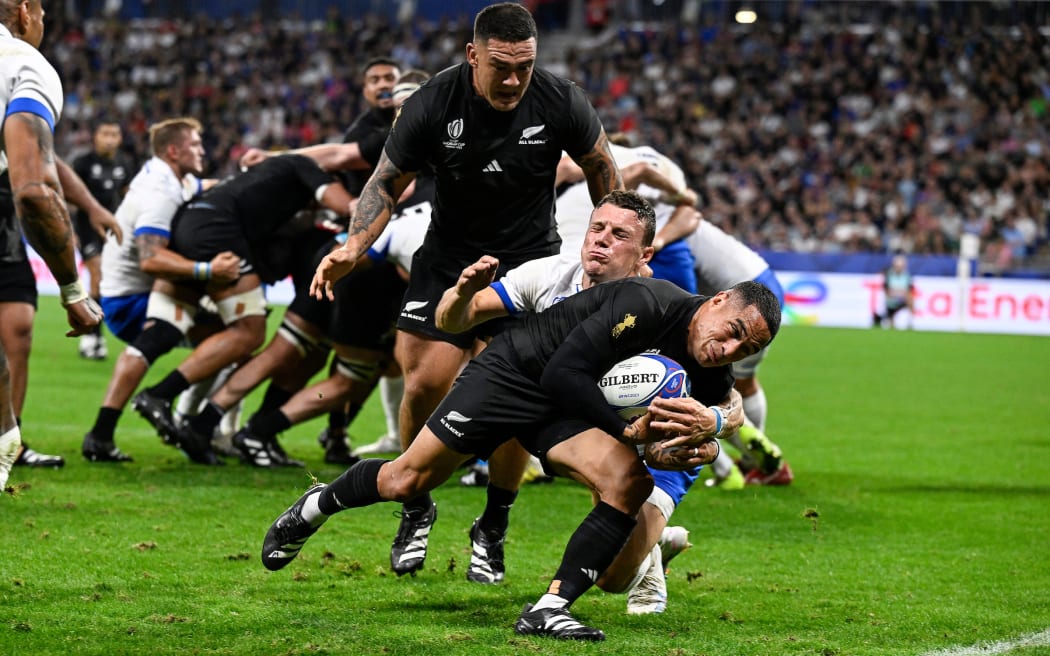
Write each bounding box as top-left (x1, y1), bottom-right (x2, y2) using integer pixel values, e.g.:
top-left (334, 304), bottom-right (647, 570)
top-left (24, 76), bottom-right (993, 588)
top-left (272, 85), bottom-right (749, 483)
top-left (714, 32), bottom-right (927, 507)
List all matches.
top-left (0, 258), bottom-right (38, 308)
top-left (327, 261), bottom-right (405, 351)
top-left (74, 213), bottom-right (104, 260)
top-left (170, 204), bottom-right (254, 276)
top-left (424, 337), bottom-right (596, 461)
top-left (397, 243), bottom-right (556, 348)
top-left (286, 236), bottom-right (340, 329)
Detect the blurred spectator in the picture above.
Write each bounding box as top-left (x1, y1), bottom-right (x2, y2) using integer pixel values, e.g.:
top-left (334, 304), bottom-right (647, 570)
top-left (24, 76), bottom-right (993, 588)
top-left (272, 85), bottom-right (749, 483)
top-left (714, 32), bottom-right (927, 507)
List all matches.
top-left (40, 2), bottom-right (1050, 273)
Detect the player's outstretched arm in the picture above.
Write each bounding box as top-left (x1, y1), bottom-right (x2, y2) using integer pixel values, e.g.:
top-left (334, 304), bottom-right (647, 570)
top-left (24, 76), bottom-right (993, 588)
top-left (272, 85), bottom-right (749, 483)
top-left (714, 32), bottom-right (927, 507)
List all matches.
top-left (435, 255), bottom-right (504, 333)
top-left (310, 152), bottom-right (414, 300)
top-left (240, 144), bottom-right (372, 172)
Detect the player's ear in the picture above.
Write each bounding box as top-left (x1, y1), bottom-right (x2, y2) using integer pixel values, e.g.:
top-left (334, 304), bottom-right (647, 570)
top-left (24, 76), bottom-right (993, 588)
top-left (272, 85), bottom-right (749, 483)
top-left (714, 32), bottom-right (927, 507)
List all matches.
top-left (466, 42), bottom-right (479, 67)
top-left (639, 246), bottom-right (654, 266)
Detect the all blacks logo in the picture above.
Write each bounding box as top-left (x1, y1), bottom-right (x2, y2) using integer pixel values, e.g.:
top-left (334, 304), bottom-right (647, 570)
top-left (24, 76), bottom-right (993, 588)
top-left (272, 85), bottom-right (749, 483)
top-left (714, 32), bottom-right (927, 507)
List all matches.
top-left (443, 118), bottom-right (465, 150)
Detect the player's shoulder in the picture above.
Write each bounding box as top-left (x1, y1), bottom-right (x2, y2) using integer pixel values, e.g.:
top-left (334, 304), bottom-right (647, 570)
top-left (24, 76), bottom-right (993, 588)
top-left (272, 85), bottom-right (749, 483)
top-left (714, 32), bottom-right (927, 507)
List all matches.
top-left (414, 63), bottom-right (469, 101)
top-left (0, 34), bottom-right (53, 73)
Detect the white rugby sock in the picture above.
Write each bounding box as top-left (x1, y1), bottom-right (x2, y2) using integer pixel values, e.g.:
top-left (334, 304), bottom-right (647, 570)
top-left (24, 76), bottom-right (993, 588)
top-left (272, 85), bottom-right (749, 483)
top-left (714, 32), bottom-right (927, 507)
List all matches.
top-left (531, 593), bottom-right (570, 612)
top-left (742, 386), bottom-right (768, 431)
top-left (0, 426), bottom-right (22, 490)
top-left (711, 443), bottom-right (735, 478)
top-left (380, 376), bottom-right (403, 438)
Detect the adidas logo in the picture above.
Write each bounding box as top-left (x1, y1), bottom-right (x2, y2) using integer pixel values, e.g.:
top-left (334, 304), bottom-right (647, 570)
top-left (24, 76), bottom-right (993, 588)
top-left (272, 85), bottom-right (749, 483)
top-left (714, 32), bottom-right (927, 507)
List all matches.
top-left (482, 160), bottom-right (503, 173)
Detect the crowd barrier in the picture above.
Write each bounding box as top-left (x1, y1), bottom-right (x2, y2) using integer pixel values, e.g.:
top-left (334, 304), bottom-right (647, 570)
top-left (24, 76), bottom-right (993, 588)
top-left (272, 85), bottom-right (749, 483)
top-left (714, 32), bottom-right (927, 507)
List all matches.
top-left (29, 249), bottom-right (1050, 336)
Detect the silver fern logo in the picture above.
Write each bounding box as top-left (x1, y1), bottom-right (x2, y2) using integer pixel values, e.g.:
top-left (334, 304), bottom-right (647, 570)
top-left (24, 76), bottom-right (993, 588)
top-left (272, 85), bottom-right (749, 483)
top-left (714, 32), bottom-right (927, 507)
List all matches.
top-left (519, 124), bottom-right (547, 144)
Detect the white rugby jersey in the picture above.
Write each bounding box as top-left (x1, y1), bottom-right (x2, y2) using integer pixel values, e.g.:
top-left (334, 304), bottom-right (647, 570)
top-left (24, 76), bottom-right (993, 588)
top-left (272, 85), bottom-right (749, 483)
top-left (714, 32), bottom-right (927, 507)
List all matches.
top-left (0, 24), bottom-right (63, 174)
top-left (490, 253), bottom-right (585, 315)
top-left (100, 157), bottom-right (201, 297)
top-left (367, 197), bottom-right (431, 274)
top-left (687, 219), bottom-right (769, 294)
top-left (556, 144), bottom-right (685, 255)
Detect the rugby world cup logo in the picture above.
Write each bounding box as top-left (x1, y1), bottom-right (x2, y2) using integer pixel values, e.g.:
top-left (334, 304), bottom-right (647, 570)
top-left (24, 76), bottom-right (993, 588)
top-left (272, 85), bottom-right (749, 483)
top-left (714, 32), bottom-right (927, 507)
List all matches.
top-left (444, 118), bottom-right (465, 150)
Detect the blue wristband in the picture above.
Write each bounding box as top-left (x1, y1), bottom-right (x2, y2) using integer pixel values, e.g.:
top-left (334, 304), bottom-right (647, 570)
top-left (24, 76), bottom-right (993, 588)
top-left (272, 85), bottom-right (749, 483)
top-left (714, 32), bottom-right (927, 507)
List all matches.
top-left (711, 406), bottom-right (724, 436)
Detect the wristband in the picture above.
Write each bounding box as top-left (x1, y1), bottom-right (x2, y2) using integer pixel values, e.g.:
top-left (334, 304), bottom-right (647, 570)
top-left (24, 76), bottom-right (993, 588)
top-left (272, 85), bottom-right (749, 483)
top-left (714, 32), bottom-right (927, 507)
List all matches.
top-left (710, 406), bottom-right (725, 437)
top-left (59, 279), bottom-right (89, 306)
top-left (193, 261), bottom-right (212, 281)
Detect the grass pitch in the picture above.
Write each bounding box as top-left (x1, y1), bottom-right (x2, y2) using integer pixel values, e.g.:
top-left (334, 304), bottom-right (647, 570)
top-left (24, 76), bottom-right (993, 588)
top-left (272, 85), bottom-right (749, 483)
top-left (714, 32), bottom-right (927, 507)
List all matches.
top-left (2, 304), bottom-right (1049, 655)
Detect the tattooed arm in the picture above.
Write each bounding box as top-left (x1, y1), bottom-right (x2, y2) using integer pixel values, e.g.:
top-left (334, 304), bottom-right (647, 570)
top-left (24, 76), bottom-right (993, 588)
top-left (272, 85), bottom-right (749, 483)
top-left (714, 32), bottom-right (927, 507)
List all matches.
top-left (4, 113), bottom-right (76, 284)
top-left (647, 387), bottom-right (745, 449)
top-left (573, 129), bottom-right (624, 205)
top-left (310, 151), bottom-right (415, 300)
top-left (4, 112), bottom-right (101, 335)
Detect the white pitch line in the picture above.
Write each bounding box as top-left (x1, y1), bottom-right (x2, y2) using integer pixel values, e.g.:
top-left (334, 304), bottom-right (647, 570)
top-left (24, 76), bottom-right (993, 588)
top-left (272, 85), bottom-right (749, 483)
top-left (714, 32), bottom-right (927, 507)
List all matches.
top-left (921, 628), bottom-right (1050, 656)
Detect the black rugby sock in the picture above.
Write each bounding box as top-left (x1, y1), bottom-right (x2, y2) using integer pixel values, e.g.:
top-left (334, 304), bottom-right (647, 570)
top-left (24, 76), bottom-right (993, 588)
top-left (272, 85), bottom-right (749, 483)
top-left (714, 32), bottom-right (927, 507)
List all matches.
top-left (320, 458), bottom-right (387, 513)
top-left (246, 410), bottom-right (291, 440)
top-left (91, 407), bottom-right (122, 442)
top-left (545, 502), bottom-right (637, 605)
top-left (147, 370), bottom-right (189, 402)
top-left (479, 484), bottom-right (518, 535)
top-left (188, 402), bottom-right (223, 436)
top-left (403, 492), bottom-right (434, 515)
top-left (258, 383), bottom-right (294, 415)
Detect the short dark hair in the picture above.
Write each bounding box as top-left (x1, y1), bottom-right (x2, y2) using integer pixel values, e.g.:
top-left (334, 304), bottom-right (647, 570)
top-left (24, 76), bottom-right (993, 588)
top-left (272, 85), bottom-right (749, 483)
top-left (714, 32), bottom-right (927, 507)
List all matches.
top-left (474, 2), bottom-right (537, 43)
top-left (595, 190), bottom-right (656, 247)
top-left (362, 57), bottom-right (401, 77)
top-left (729, 280), bottom-right (782, 341)
top-left (92, 117), bottom-right (121, 133)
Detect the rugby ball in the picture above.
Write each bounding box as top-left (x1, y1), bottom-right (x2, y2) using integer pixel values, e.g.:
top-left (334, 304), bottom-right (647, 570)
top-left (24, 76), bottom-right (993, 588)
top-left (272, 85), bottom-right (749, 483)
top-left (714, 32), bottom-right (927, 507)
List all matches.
top-left (598, 353), bottom-right (691, 421)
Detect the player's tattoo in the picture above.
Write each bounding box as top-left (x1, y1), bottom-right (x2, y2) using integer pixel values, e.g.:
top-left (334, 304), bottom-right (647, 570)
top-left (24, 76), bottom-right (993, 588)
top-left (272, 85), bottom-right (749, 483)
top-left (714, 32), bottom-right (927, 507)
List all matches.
top-left (350, 153), bottom-right (402, 238)
top-left (716, 388), bottom-right (745, 433)
top-left (577, 131), bottom-right (623, 198)
top-left (136, 233), bottom-right (170, 262)
top-left (15, 181), bottom-right (72, 257)
top-left (11, 114), bottom-right (55, 163)
top-left (644, 439), bottom-right (718, 470)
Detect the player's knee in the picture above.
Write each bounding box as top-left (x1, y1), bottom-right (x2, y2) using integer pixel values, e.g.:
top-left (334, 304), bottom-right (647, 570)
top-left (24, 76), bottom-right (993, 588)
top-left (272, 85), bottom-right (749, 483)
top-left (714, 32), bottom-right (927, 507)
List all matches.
top-left (129, 320), bottom-right (184, 365)
top-left (277, 317), bottom-right (326, 359)
top-left (214, 287), bottom-right (267, 326)
top-left (402, 368), bottom-right (453, 406)
top-left (334, 355), bottom-right (383, 385)
top-left (379, 463), bottom-right (425, 502)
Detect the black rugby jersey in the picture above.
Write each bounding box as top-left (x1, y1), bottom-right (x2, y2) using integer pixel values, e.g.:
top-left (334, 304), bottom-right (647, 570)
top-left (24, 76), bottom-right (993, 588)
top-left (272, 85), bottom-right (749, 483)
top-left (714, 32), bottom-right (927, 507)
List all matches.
top-left (501, 277), bottom-right (734, 439)
top-left (384, 62), bottom-right (601, 259)
top-left (198, 154), bottom-right (335, 241)
top-left (72, 150), bottom-right (132, 212)
top-left (340, 106), bottom-right (394, 196)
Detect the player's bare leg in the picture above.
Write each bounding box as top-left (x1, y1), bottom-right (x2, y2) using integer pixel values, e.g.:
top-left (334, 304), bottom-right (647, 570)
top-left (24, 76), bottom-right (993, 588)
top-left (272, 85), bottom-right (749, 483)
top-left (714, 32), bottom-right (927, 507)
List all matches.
top-left (389, 330), bottom-right (470, 574)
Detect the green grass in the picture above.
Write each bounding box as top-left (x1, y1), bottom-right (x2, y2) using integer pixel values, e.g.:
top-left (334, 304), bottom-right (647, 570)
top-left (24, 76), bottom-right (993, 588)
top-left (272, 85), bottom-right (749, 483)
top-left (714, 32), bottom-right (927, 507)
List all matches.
top-left (3, 305), bottom-right (1050, 655)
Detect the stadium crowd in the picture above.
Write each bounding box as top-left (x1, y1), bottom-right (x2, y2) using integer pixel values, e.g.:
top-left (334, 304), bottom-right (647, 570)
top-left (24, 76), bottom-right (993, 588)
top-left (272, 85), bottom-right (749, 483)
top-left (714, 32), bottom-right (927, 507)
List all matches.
top-left (38, 3), bottom-right (1050, 273)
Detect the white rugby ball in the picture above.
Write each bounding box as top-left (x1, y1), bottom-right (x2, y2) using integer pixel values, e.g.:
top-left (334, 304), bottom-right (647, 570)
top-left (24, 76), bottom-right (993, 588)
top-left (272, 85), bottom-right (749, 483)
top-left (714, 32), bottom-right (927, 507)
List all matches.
top-left (598, 353), bottom-right (691, 421)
